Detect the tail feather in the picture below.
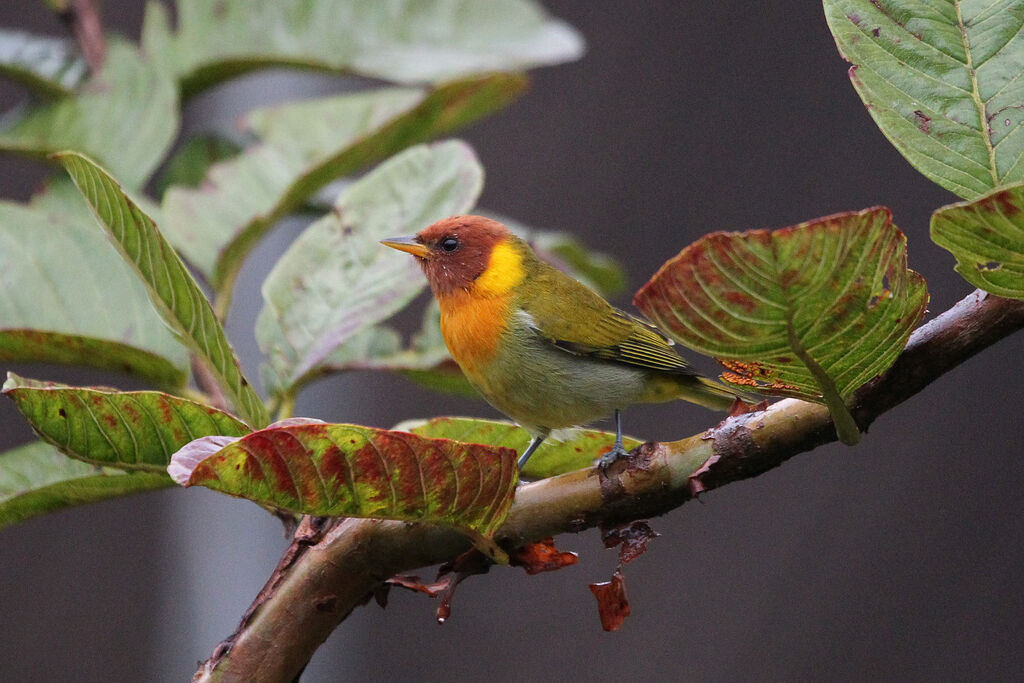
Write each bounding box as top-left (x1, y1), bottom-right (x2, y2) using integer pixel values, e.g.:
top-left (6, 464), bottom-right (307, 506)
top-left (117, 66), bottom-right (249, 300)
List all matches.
top-left (677, 375), bottom-right (749, 412)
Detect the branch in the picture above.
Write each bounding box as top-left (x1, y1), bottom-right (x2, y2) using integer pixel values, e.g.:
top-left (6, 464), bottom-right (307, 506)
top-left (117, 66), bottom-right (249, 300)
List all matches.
top-left (193, 290), bottom-right (1024, 682)
top-left (56, 0), bottom-right (106, 71)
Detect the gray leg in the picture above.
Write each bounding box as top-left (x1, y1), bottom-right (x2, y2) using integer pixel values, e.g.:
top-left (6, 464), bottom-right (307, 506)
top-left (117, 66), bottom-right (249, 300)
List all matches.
top-left (517, 434), bottom-right (546, 470)
top-left (598, 409), bottom-right (630, 469)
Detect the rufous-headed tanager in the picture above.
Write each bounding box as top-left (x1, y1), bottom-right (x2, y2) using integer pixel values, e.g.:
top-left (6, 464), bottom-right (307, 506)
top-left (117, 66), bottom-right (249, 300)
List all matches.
top-left (382, 215), bottom-right (742, 471)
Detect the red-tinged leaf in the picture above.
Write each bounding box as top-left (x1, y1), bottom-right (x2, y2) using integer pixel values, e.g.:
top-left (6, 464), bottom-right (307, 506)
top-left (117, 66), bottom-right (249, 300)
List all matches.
top-left (635, 207), bottom-right (928, 445)
top-left (601, 521), bottom-right (659, 566)
top-left (510, 537), bottom-right (579, 575)
top-left (171, 422), bottom-right (518, 545)
top-left (590, 570), bottom-right (630, 632)
top-left (931, 183), bottom-right (1024, 300)
top-left (3, 373), bottom-right (250, 473)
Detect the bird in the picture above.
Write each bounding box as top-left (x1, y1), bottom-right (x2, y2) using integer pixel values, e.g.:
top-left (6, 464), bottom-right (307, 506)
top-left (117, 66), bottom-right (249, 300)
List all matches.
top-left (381, 215), bottom-right (742, 472)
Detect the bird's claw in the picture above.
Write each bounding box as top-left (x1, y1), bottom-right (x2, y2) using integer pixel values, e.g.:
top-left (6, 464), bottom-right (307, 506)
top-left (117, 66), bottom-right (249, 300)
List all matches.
top-left (597, 443), bottom-right (630, 470)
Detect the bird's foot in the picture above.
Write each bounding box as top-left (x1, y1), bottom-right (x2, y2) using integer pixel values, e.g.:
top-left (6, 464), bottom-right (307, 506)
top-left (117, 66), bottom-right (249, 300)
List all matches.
top-left (597, 442), bottom-right (630, 470)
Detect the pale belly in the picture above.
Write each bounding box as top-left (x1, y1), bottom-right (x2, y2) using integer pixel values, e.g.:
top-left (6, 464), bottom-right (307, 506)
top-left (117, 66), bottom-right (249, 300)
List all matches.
top-left (463, 328), bottom-right (651, 436)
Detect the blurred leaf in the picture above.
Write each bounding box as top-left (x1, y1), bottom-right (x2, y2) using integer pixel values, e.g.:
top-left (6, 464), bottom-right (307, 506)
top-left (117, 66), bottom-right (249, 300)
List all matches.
top-left (169, 421), bottom-right (518, 550)
top-left (58, 152), bottom-right (268, 427)
top-left (0, 28), bottom-right (88, 97)
top-left (3, 373), bottom-right (251, 472)
top-left (931, 183), bottom-right (1024, 299)
top-left (532, 231), bottom-right (627, 297)
top-left (257, 141), bottom-right (483, 395)
top-left (397, 416), bottom-right (642, 480)
top-left (0, 181), bottom-right (188, 388)
top-left (0, 441), bottom-right (170, 531)
top-left (824, 0), bottom-right (1024, 199)
top-left (482, 212), bottom-right (627, 296)
top-left (142, 0), bottom-right (582, 96)
top-left (0, 40), bottom-right (178, 190)
top-left (154, 133), bottom-right (242, 196)
top-left (161, 75), bottom-right (524, 292)
top-left (634, 207), bottom-right (928, 445)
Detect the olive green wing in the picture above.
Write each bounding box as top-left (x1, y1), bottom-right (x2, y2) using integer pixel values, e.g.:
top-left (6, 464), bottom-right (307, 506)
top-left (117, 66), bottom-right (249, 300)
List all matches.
top-left (519, 267), bottom-right (694, 374)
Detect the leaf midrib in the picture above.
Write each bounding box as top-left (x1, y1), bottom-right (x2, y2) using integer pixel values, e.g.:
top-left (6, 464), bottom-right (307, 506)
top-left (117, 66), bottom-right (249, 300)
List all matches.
top-left (956, 0), bottom-right (1001, 186)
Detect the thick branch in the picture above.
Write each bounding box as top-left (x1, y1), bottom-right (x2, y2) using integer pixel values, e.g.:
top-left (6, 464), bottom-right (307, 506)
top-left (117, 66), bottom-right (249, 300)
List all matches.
top-left (194, 290), bottom-right (1024, 683)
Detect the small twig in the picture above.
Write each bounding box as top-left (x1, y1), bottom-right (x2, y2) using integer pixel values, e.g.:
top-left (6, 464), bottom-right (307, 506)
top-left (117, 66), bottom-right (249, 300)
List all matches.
top-left (56, 0), bottom-right (106, 72)
top-left (190, 356), bottom-right (230, 414)
top-left (192, 291), bottom-right (1024, 683)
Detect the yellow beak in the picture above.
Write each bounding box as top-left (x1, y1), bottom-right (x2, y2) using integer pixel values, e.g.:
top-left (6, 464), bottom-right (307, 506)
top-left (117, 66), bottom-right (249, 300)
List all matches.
top-left (381, 235), bottom-right (430, 258)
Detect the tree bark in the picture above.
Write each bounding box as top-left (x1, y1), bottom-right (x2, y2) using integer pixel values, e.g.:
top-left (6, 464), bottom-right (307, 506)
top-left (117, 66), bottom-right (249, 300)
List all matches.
top-left (193, 290), bottom-right (1024, 682)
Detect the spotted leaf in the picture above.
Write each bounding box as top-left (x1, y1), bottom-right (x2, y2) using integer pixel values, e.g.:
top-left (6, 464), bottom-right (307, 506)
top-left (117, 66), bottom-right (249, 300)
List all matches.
top-left (931, 182), bottom-right (1024, 299)
top-left (170, 422), bottom-right (518, 552)
top-left (634, 207), bottom-right (928, 445)
top-left (3, 373), bottom-right (250, 473)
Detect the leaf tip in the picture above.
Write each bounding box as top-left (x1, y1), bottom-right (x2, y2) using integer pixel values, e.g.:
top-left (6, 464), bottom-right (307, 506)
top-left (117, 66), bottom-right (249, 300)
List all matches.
top-left (168, 434), bottom-right (242, 486)
top-left (1, 372), bottom-right (19, 394)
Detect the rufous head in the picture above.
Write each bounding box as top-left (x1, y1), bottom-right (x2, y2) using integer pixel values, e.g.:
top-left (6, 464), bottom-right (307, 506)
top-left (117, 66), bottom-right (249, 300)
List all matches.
top-left (382, 215), bottom-right (516, 296)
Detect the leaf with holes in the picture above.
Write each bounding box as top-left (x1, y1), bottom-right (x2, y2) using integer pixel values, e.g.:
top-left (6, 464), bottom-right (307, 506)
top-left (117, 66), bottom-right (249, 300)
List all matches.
top-left (161, 76), bottom-right (522, 293)
top-left (931, 182), bottom-right (1024, 299)
top-left (0, 181), bottom-right (188, 389)
top-left (169, 422), bottom-right (518, 559)
top-left (396, 417), bottom-right (642, 480)
top-left (634, 207), bottom-right (928, 445)
top-left (0, 28), bottom-right (88, 97)
top-left (0, 441), bottom-right (171, 530)
top-left (142, 0), bottom-right (582, 96)
top-left (58, 152), bottom-right (268, 427)
top-left (256, 141), bottom-right (483, 395)
top-left (0, 40), bottom-right (177, 190)
top-left (824, 0), bottom-right (1024, 199)
top-left (3, 373), bottom-right (250, 472)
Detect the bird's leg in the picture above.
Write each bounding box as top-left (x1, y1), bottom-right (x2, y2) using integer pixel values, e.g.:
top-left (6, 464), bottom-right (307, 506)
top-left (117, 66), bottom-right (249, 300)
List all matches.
top-left (598, 409), bottom-right (630, 469)
top-left (517, 434), bottom-right (546, 470)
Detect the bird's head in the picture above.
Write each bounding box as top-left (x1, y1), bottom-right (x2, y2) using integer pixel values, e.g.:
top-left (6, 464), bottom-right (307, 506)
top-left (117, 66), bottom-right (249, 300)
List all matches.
top-left (382, 215), bottom-right (527, 298)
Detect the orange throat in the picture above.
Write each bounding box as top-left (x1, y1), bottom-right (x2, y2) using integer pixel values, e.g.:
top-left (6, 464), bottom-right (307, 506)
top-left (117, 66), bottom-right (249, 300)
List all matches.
top-left (438, 289), bottom-right (509, 375)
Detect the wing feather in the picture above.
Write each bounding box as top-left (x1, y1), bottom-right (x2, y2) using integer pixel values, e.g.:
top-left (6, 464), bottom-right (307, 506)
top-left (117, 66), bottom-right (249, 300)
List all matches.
top-left (519, 267), bottom-right (693, 374)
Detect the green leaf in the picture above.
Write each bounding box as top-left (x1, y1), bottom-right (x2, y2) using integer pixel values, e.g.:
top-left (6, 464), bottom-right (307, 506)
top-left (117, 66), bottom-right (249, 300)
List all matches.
top-left (398, 417), bottom-right (643, 480)
top-left (0, 40), bottom-right (178, 190)
top-left (0, 181), bottom-right (188, 388)
top-left (57, 152), bottom-right (268, 427)
top-left (160, 75), bottom-right (524, 293)
top-left (169, 422), bottom-right (518, 556)
top-left (142, 0), bottom-right (582, 96)
top-left (634, 207), bottom-right (929, 445)
top-left (0, 441), bottom-right (170, 531)
top-left (824, 0), bottom-right (1024, 199)
top-left (154, 133), bottom-right (242, 196)
top-left (257, 140), bottom-right (483, 395)
top-left (3, 373), bottom-right (251, 472)
top-left (0, 28), bottom-right (88, 97)
top-left (931, 182), bottom-right (1024, 299)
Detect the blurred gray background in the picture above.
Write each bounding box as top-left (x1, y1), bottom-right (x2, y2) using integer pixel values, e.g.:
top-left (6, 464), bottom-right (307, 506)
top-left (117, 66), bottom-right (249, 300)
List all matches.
top-left (1, 1), bottom-right (1021, 681)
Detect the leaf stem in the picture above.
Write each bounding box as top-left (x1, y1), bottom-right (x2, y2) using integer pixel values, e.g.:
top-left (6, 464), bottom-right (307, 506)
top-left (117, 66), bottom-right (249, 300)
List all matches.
top-left (275, 391), bottom-right (296, 422)
top-left (785, 325), bottom-right (861, 445)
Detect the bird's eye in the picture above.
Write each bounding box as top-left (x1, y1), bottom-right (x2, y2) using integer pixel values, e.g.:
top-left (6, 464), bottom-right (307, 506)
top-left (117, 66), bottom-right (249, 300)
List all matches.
top-left (440, 236), bottom-right (460, 252)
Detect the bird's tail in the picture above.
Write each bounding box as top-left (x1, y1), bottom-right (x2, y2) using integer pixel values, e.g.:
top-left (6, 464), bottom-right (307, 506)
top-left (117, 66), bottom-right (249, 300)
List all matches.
top-left (676, 375), bottom-right (750, 412)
